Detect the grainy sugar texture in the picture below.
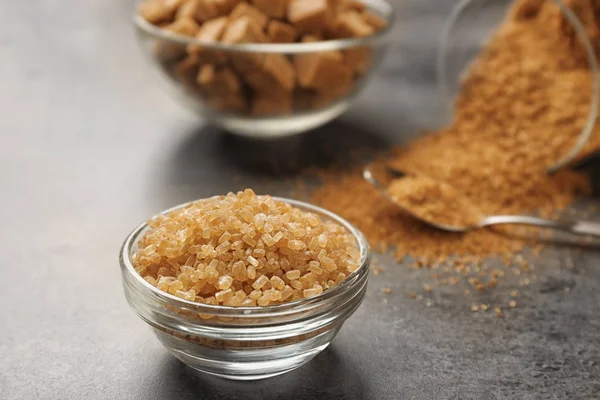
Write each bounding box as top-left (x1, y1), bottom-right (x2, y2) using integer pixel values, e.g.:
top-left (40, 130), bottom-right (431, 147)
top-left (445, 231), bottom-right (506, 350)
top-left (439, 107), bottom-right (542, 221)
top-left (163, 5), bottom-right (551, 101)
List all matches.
top-left (132, 189), bottom-right (361, 306)
top-left (387, 176), bottom-right (483, 228)
top-left (312, 0), bottom-right (600, 261)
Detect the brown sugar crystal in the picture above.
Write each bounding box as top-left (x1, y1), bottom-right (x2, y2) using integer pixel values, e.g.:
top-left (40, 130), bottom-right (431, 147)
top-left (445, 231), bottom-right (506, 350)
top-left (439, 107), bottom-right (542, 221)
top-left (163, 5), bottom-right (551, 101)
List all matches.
top-left (311, 0), bottom-right (599, 264)
top-left (387, 175), bottom-right (483, 228)
top-left (132, 189), bottom-right (361, 306)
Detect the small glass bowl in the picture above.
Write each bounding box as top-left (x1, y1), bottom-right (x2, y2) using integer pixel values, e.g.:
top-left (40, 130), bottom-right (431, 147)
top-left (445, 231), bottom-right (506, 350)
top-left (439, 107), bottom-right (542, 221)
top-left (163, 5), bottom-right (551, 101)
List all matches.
top-left (133, 0), bottom-right (394, 138)
top-left (119, 198), bottom-right (371, 380)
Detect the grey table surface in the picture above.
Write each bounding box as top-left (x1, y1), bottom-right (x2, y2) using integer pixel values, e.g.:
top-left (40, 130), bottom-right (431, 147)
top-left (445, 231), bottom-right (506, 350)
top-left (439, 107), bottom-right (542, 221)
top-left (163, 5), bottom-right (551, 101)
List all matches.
top-left (2, 0), bottom-right (600, 399)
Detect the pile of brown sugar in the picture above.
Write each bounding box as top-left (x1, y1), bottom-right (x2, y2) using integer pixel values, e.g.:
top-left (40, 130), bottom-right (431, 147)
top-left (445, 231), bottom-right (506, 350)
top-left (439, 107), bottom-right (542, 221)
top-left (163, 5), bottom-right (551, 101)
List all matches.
top-left (311, 0), bottom-right (600, 266)
top-left (139, 0), bottom-right (387, 115)
top-left (132, 189), bottom-right (361, 306)
top-left (387, 175), bottom-right (483, 228)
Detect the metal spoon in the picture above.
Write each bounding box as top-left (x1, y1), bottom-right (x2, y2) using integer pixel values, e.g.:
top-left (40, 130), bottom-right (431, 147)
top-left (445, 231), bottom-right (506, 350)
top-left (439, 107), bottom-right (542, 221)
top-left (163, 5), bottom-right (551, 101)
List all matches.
top-left (363, 165), bottom-right (600, 237)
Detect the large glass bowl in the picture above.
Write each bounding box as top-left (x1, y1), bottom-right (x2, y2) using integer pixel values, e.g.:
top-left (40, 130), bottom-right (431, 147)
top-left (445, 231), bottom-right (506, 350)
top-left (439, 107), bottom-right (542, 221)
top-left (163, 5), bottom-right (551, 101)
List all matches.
top-left (119, 197), bottom-right (371, 380)
top-left (436, 0), bottom-right (600, 172)
top-left (134, 0), bottom-right (394, 138)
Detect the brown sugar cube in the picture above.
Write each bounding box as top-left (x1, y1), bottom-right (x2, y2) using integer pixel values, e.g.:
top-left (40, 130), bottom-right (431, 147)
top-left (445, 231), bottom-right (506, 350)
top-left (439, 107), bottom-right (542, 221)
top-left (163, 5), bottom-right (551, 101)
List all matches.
top-left (262, 54), bottom-right (296, 91)
top-left (213, 0), bottom-right (242, 14)
top-left (165, 17), bottom-right (201, 36)
top-left (154, 40), bottom-right (187, 64)
top-left (252, 94), bottom-right (293, 116)
top-left (293, 88), bottom-right (315, 110)
top-left (195, 0), bottom-right (220, 22)
top-left (361, 10), bottom-right (386, 30)
top-left (195, 49), bottom-right (229, 67)
top-left (510, 0), bottom-right (544, 21)
top-left (267, 20), bottom-right (298, 43)
top-left (240, 54), bottom-right (294, 98)
top-left (230, 2), bottom-right (269, 29)
top-left (139, 0), bottom-right (183, 24)
top-left (335, 10), bottom-right (374, 38)
top-left (197, 65), bottom-right (241, 94)
top-left (344, 46), bottom-right (372, 75)
top-left (295, 52), bottom-right (352, 93)
top-left (223, 16), bottom-right (269, 70)
top-left (300, 33), bottom-right (322, 42)
top-left (230, 53), bottom-right (264, 73)
top-left (342, 0), bottom-right (366, 12)
top-left (222, 16), bottom-right (268, 44)
top-left (209, 92), bottom-right (248, 112)
top-left (293, 87), bottom-right (334, 110)
top-left (301, 35), bottom-right (343, 60)
top-left (186, 17), bottom-right (229, 64)
top-left (295, 53), bottom-right (326, 85)
top-left (157, 17), bottom-right (200, 63)
top-left (251, 0), bottom-right (288, 19)
top-left (322, 64), bottom-right (353, 97)
top-left (244, 70), bottom-right (288, 99)
top-left (176, 0), bottom-right (200, 20)
top-left (173, 54), bottom-right (202, 86)
top-left (196, 16), bottom-right (228, 41)
top-left (288, 0), bottom-right (330, 34)
top-left (197, 64), bottom-right (217, 87)
top-left (310, 90), bottom-right (338, 109)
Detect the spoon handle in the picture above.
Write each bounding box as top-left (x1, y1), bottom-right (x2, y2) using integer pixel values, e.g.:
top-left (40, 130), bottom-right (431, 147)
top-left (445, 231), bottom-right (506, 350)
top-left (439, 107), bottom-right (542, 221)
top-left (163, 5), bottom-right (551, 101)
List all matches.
top-left (481, 215), bottom-right (600, 238)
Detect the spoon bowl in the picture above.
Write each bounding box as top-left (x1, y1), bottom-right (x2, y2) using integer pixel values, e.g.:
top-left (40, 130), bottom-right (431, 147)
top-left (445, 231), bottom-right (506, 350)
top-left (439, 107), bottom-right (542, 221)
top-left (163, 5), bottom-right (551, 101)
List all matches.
top-left (363, 165), bottom-right (600, 239)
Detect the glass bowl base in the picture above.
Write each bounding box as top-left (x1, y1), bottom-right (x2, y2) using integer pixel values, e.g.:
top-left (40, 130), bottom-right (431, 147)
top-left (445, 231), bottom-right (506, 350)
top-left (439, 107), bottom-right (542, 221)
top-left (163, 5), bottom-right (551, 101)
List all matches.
top-left (154, 327), bottom-right (340, 380)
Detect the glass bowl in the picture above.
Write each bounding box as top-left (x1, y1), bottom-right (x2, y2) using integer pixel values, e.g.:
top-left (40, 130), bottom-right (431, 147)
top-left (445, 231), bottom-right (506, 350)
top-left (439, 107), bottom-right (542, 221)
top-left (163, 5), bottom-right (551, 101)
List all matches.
top-left (133, 0), bottom-right (394, 138)
top-left (119, 197), bottom-right (371, 380)
top-left (436, 0), bottom-right (600, 172)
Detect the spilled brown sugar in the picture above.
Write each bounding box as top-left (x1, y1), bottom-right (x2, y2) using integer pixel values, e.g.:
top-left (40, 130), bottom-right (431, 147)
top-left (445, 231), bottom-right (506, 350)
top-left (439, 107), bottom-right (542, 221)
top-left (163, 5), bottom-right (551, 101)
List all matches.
top-left (309, 0), bottom-right (600, 298)
top-left (387, 175), bottom-right (483, 228)
top-left (132, 189), bottom-right (361, 306)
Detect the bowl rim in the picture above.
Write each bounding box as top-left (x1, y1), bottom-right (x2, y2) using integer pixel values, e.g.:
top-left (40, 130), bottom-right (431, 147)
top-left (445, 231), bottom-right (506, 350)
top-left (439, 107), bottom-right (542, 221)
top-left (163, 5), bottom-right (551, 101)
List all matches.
top-left (133, 0), bottom-right (396, 54)
top-left (119, 196), bottom-right (371, 316)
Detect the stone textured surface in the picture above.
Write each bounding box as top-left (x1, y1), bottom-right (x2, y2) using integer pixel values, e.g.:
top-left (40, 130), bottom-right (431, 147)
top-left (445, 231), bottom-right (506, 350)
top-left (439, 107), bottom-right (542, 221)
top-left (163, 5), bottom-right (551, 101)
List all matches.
top-left (1, 0), bottom-right (599, 399)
